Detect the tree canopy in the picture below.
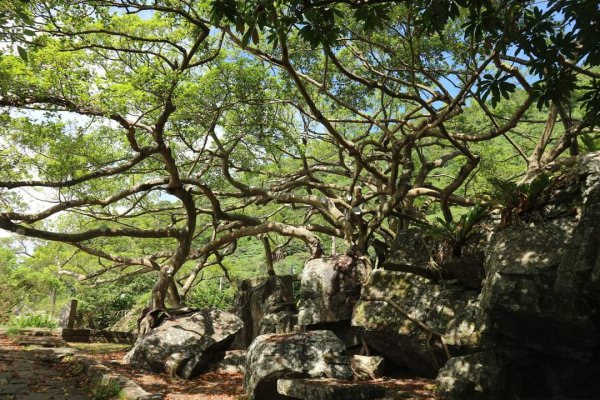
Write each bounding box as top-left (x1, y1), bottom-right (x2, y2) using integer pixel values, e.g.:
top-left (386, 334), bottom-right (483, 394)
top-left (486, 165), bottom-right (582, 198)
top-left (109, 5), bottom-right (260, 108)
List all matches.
top-left (0, 0), bottom-right (598, 311)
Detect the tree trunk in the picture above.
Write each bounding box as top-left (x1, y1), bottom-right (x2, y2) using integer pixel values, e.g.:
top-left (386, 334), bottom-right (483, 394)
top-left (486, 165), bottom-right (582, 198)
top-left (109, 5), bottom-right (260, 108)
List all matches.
top-left (151, 267), bottom-right (172, 310)
top-left (261, 235), bottom-right (276, 276)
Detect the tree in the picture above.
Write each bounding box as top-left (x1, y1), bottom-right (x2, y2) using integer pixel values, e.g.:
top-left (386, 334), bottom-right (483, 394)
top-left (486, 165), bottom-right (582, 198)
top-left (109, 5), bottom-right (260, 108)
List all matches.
top-left (0, 0), bottom-right (597, 312)
top-left (0, 0), bottom-right (35, 60)
top-left (210, 0), bottom-right (600, 126)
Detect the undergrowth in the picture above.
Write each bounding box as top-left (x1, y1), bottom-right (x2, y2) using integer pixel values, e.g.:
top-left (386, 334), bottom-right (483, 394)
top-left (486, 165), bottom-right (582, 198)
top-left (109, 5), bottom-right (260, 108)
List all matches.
top-left (8, 312), bottom-right (58, 329)
top-left (91, 379), bottom-right (122, 400)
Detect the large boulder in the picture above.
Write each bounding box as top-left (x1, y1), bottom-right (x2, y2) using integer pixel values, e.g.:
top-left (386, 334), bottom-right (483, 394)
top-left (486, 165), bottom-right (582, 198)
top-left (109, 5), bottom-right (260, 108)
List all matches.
top-left (440, 253), bottom-right (486, 290)
top-left (124, 308), bottom-right (243, 379)
top-left (480, 218), bottom-right (598, 360)
top-left (297, 255), bottom-right (369, 326)
top-left (243, 330), bottom-right (352, 400)
top-left (557, 153), bottom-right (600, 306)
top-left (232, 275), bottom-right (297, 349)
top-left (352, 269), bottom-right (487, 377)
top-left (447, 152), bottom-right (600, 398)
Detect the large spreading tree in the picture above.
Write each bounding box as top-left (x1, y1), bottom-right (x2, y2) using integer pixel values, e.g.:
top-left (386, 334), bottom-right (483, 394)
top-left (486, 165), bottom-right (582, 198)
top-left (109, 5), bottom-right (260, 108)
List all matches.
top-left (0, 0), bottom-right (598, 310)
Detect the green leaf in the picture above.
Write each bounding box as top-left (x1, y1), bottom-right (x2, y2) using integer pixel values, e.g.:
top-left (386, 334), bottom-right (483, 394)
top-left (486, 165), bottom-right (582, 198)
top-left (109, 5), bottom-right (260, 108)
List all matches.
top-left (17, 46), bottom-right (28, 62)
top-left (241, 28), bottom-right (253, 48)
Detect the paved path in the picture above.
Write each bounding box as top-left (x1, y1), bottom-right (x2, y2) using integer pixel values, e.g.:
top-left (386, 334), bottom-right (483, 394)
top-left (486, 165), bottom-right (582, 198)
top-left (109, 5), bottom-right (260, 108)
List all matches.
top-left (0, 333), bottom-right (92, 399)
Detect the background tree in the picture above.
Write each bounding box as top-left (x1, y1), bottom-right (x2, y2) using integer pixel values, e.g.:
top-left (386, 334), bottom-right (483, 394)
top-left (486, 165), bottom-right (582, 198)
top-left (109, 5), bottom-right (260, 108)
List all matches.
top-left (0, 0), bottom-right (598, 316)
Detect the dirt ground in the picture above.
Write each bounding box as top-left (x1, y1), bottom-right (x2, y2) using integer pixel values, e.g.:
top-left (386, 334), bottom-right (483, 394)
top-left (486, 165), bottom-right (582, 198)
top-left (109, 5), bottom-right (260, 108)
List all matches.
top-left (2, 335), bottom-right (436, 400)
top-left (79, 346), bottom-right (246, 400)
top-left (80, 344), bottom-right (437, 400)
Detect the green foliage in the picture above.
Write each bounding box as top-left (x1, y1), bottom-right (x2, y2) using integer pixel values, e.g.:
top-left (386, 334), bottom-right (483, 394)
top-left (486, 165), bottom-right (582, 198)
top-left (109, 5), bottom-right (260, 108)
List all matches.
top-left (489, 174), bottom-right (555, 226)
top-left (1, 0), bottom-right (598, 315)
top-left (91, 379), bottom-right (122, 400)
top-left (352, 4), bottom-right (392, 32)
top-left (77, 275), bottom-right (154, 330)
top-left (0, 239), bottom-right (70, 321)
top-left (580, 132), bottom-right (600, 153)
top-left (187, 279), bottom-right (236, 311)
top-left (580, 79), bottom-right (600, 128)
top-left (0, 241), bottom-right (18, 322)
top-left (8, 312), bottom-right (58, 329)
top-left (5, 326), bottom-right (21, 336)
top-left (479, 71), bottom-right (517, 108)
top-left (428, 203), bottom-right (490, 257)
top-left (208, 0), bottom-right (600, 125)
top-left (0, 0), bottom-right (34, 60)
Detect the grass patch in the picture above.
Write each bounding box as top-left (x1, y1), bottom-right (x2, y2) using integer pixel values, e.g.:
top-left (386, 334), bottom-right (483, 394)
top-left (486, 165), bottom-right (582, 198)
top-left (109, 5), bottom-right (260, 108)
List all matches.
top-left (91, 379), bottom-right (122, 400)
top-left (69, 342), bottom-right (131, 354)
top-left (5, 326), bottom-right (22, 336)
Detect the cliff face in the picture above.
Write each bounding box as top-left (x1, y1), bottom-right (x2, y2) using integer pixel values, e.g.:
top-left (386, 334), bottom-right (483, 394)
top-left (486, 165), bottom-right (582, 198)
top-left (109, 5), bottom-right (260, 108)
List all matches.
top-left (353, 152), bottom-right (600, 399)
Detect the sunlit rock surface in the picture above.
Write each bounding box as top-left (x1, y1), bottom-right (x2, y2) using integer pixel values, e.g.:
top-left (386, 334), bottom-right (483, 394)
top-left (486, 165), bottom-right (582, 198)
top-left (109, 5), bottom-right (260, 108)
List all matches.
top-left (277, 378), bottom-right (386, 400)
top-left (480, 218), bottom-right (596, 360)
top-left (436, 351), bottom-right (505, 400)
top-left (298, 255), bottom-right (369, 326)
top-left (124, 308), bottom-right (243, 379)
top-left (350, 355), bottom-right (385, 381)
top-left (243, 330), bottom-right (352, 400)
top-left (437, 151), bottom-right (600, 399)
top-left (352, 269), bottom-right (487, 377)
top-left (232, 275), bottom-right (297, 349)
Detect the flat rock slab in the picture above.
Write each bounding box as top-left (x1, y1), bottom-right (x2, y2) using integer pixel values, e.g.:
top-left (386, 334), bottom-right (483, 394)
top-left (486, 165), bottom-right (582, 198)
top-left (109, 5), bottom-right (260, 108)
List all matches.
top-left (278, 377), bottom-right (438, 400)
top-left (59, 328), bottom-right (136, 344)
top-left (14, 335), bottom-right (68, 348)
top-left (277, 378), bottom-right (386, 400)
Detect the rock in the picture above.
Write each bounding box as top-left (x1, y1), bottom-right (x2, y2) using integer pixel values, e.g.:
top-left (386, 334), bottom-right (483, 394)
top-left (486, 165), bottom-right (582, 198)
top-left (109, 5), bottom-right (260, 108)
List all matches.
top-left (352, 269), bottom-right (487, 377)
top-left (386, 224), bottom-right (495, 285)
top-left (481, 218), bottom-right (597, 362)
top-left (476, 154), bottom-right (600, 398)
top-left (298, 255), bottom-right (369, 326)
top-left (232, 275), bottom-right (297, 349)
top-left (385, 228), bottom-right (440, 279)
top-left (243, 330), bottom-right (352, 400)
top-left (557, 167), bottom-right (600, 306)
top-left (277, 378), bottom-right (386, 400)
top-left (208, 350), bottom-right (246, 374)
top-left (58, 328), bottom-right (135, 344)
top-left (435, 351), bottom-right (505, 400)
top-left (260, 310), bottom-right (297, 335)
top-left (58, 299), bottom-right (78, 329)
top-left (351, 355), bottom-right (384, 381)
top-left (441, 253), bottom-right (485, 289)
top-left (124, 308), bottom-right (243, 379)
top-left (305, 320), bottom-right (362, 349)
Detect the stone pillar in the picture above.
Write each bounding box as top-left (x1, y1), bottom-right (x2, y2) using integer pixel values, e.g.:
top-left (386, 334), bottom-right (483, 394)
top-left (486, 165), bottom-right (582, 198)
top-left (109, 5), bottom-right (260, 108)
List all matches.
top-left (59, 299), bottom-right (78, 329)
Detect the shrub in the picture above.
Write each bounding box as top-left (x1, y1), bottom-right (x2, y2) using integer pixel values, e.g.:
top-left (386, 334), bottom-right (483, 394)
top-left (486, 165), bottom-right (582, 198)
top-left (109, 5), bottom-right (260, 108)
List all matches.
top-left (187, 279), bottom-right (236, 311)
top-left (8, 312), bottom-right (58, 329)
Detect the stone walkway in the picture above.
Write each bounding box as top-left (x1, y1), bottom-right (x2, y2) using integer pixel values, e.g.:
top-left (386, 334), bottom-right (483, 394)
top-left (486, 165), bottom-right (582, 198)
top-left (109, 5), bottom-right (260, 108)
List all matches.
top-left (0, 332), bottom-right (92, 399)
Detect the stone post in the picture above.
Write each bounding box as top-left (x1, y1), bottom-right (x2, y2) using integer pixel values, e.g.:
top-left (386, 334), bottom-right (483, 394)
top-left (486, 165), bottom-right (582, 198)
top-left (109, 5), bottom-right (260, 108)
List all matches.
top-left (59, 299), bottom-right (78, 329)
